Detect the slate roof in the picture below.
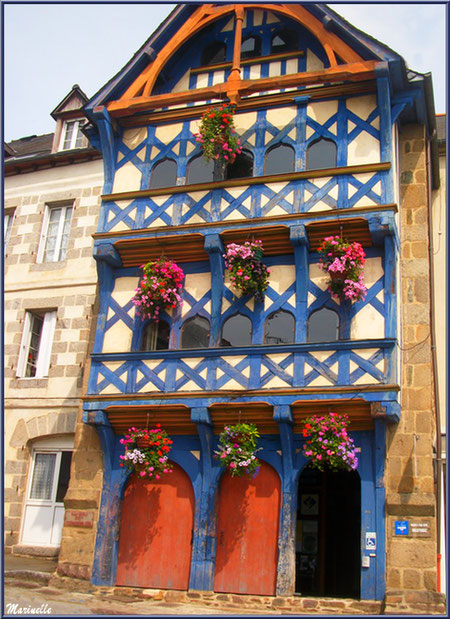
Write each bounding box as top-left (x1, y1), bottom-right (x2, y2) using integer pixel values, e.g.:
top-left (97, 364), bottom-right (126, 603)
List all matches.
top-left (436, 114), bottom-right (446, 143)
top-left (5, 133), bottom-right (53, 159)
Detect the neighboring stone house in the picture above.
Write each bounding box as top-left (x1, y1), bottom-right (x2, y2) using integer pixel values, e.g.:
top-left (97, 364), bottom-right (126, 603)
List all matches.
top-left (3, 85), bottom-right (103, 557)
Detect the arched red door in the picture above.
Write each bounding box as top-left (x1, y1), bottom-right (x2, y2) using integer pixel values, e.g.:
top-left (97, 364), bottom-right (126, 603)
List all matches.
top-left (214, 461), bottom-right (281, 595)
top-left (116, 462), bottom-right (194, 589)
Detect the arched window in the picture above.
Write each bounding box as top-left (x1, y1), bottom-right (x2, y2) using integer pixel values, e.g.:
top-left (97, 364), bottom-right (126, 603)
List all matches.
top-left (201, 41), bottom-right (226, 66)
top-left (264, 310), bottom-right (295, 345)
top-left (150, 159), bottom-right (177, 189)
top-left (220, 314), bottom-right (252, 347)
top-left (270, 29), bottom-right (298, 54)
top-left (142, 320), bottom-right (170, 351)
top-left (241, 36), bottom-right (262, 59)
top-left (180, 315), bottom-right (210, 348)
top-left (306, 138), bottom-right (337, 171)
top-left (226, 150), bottom-right (254, 180)
top-left (264, 143), bottom-right (295, 176)
top-left (187, 155), bottom-right (215, 184)
top-left (307, 307), bottom-right (339, 342)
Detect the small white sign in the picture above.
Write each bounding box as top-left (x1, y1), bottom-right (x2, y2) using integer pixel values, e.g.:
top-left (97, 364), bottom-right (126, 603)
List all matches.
top-left (362, 555), bottom-right (370, 568)
top-left (365, 532), bottom-right (377, 550)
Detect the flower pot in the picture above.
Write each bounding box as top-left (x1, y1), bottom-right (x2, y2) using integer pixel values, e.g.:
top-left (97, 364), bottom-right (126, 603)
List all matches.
top-left (329, 270), bottom-right (346, 283)
top-left (136, 436), bottom-right (152, 449)
top-left (253, 248), bottom-right (264, 261)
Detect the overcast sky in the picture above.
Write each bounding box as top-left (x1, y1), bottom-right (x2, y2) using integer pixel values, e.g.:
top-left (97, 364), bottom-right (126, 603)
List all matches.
top-left (3, 2), bottom-right (447, 142)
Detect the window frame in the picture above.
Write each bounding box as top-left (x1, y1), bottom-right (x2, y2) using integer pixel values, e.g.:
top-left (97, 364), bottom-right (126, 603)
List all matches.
top-left (59, 119), bottom-right (84, 151)
top-left (37, 203), bottom-right (73, 263)
top-left (4, 209), bottom-right (15, 255)
top-left (16, 310), bottom-right (57, 378)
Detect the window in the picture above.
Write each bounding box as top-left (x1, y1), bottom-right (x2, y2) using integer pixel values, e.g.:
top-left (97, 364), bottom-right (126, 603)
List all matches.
top-left (306, 138), bottom-right (337, 171)
top-left (180, 315), bottom-right (210, 348)
top-left (142, 320), bottom-right (170, 351)
top-left (4, 210), bottom-right (14, 255)
top-left (21, 437), bottom-right (73, 547)
top-left (221, 314), bottom-right (252, 347)
top-left (60, 120), bottom-right (84, 151)
top-left (264, 310), bottom-right (295, 345)
top-left (264, 143), bottom-right (295, 175)
top-left (271, 29), bottom-right (298, 54)
top-left (226, 150), bottom-right (254, 180)
top-left (187, 155), bottom-right (215, 184)
top-left (241, 36), bottom-right (262, 59)
top-left (37, 204), bottom-right (73, 263)
top-left (150, 159), bottom-right (177, 189)
top-left (16, 310), bottom-right (57, 378)
top-left (307, 307), bottom-right (339, 342)
top-left (201, 41), bottom-right (226, 66)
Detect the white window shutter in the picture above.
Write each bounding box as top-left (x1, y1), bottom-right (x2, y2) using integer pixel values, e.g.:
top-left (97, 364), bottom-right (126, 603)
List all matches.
top-left (16, 312), bottom-right (32, 377)
top-left (36, 206), bottom-right (50, 263)
top-left (36, 311), bottom-right (57, 377)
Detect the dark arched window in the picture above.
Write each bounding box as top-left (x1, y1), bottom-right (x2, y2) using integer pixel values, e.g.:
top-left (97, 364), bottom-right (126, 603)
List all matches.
top-left (150, 158), bottom-right (177, 189)
top-left (187, 155), bottom-right (214, 184)
top-left (180, 315), bottom-right (210, 348)
top-left (264, 143), bottom-right (295, 175)
top-left (271, 29), bottom-right (298, 54)
top-left (264, 310), bottom-right (295, 345)
top-left (220, 313), bottom-right (252, 347)
top-left (142, 320), bottom-right (170, 351)
top-left (306, 138), bottom-right (337, 171)
top-left (241, 36), bottom-right (262, 59)
top-left (226, 150), bottom-right (254, 180)
top-left (201, 41), bottom-right (226, 66)
top-left (307, 307), bottom-right (339, 342)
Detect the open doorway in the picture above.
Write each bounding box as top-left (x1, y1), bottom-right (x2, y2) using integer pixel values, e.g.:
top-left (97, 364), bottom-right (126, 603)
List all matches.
top-left (295, 465), bottom-right (361, 598)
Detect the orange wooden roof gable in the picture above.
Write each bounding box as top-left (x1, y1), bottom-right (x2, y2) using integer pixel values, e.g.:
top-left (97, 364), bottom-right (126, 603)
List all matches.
top-left (106, 3), bottom-right (374, 118)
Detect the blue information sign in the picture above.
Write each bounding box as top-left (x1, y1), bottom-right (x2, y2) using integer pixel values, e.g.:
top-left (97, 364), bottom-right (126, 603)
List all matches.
top-left (395, 520), bottom-right (409, 535)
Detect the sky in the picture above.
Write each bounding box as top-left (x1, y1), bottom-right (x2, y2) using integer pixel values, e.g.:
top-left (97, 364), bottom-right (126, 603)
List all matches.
top-left (3, 2), bottom-right (447, 142)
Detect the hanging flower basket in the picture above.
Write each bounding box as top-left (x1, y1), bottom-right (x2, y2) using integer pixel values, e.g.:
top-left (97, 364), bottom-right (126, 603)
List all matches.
top-left (318, 236), bottom-right (367, 302)
top-left (132, 258), bottom-right (185, 322)
top-left (302, 413), bottom-right (359, 472)
top-left (223, 240), bottom-right (270, 301)
top-left (214, 422), bottom-right (261, 478)
top-left (194, 104), bottom-right (242, 164)
top-left (119, 425), bottom-right (174, 480)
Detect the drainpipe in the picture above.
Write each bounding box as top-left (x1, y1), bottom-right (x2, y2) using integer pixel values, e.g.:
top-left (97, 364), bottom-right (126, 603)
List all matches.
top-left (424, 104), bottom-right (443, 592)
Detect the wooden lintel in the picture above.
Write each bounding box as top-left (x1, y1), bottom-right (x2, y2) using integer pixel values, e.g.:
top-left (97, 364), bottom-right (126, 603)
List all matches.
top-left (107, 61), bottom-right (379, 118)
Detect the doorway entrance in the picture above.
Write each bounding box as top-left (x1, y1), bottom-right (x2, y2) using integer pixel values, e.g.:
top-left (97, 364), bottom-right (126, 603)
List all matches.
top-left (295, 465), bottom-right (361, 598)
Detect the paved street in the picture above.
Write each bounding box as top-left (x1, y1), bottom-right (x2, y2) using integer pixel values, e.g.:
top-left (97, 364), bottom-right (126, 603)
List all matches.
top-left (3, 580), bottom-right (279, 616)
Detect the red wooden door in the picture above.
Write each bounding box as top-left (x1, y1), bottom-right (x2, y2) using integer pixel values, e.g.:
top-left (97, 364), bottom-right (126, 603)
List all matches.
top-left (116, 462), bottom-right (194, 589)
top-left (214, 461), bottom-right (281, 595)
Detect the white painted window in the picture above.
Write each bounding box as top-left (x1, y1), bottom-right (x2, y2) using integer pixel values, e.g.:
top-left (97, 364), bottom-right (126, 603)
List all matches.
top-left (21, 437), bottom-right (73, 547)
top-left (16, 310), bottom-right (57, 378)
top-left (4, 210), bottom-right (14, 255)
top-left (60, 119), bottom-right (84, 151)
top-left (37, 204), bottom-right (73, 263)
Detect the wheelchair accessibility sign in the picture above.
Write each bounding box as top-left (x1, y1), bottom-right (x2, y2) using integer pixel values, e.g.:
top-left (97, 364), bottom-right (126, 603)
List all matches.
top-left (365, 532), bottom-right (377, 550)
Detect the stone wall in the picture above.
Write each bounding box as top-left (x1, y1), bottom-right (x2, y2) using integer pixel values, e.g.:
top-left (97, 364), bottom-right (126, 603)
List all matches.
top-left (384, 123), bottom-right (442, 611)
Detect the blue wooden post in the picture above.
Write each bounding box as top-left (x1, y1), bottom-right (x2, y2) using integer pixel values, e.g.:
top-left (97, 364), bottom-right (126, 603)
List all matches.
top-left (204, 234), bottom-right (224, 347)
top-left (274, 405), bottom-right (297, 595)
top-left (290, 225), bottom-right (309, 343)
top-left (87, 411), bottom-right (127, 586)
top-left (376, 67), bottom-right (394, 204)
top-left (189, 406), bottom-right (221, 591)
top-left (374, 420), bottom-right (387, 601)
top-left (92, 244), bottom-right (122, 356)
top-left (93, 106), bottom-right (117, 197)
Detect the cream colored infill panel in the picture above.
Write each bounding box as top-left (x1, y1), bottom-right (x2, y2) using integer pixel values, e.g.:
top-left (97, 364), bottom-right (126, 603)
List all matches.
top-left (183, 273), bottom-right (211, 317)
top-left (309, 263), bottom-right (329, 299)
top-left (307, 100), bottom-right (338, 126)
top-left (269, 61), bottom-right (281, 77)
top-left (112, 161), bottom-right (142, 194)
top-left (263, 374), bottom-right (291, 389)
top-left (155, 122), bottom-right (183, 145)
top-left (308, 374), bottom-right (334, 387)
top-left (212, 71), bottom-right (225, 86)
top-left (265, 106), bottom-right (297, 129)
top-left (250, 65), bottom-right (261, 80)
top-left (265, 264), bottom-right (295, 297)
top-left (222, 16), bottom-right (234, 31)
top-left (309, 350), bottom-right (334, 364)
top-left (195, 73), bottom-right (209, 89)
top-left (216, 376), bottom-right (246, 390)
top-left (122, 127), bottom-right (147, 150)
top-left (98, 361), bottom-right (126, 394)
top-left (353, 373), bottom-right (379, 386)
top-left (190, 451), bottom-right (200, 460)
top-left (347, 132), bottom-right (380, 166)
top-left (264, 181), bottom-right (288, 197)
top-left (266, 352), bottom-right (291, 366)
top-left (352, 348), bottom-right (379, 361)
top-left (103, 321), bottom-right (133, 353)
top-left (266, 11), bottom-right (280, 24)
top-left (346, 95), bottom-right (376, 123)
top-left (171, 70), bottom-right (190, 93)
top-left (351, 302), bottom-right (384, 339)
top-left (306, 49), bottom-right (325, 72)
top-left (286, 58), bottom-right (298, 74)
